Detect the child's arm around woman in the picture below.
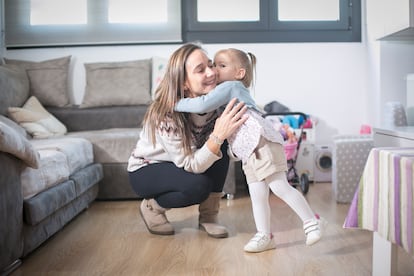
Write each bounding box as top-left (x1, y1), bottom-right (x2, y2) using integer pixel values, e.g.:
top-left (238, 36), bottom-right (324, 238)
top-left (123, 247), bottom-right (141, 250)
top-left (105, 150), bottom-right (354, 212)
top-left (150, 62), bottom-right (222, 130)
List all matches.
top-left (175, 80), bottom-right (259, 113)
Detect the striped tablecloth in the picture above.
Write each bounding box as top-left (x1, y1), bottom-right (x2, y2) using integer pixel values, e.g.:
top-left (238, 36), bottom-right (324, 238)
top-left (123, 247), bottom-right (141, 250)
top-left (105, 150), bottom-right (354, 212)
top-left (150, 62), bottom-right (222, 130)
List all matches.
top-left (343, 147), bottom-right (414, 256)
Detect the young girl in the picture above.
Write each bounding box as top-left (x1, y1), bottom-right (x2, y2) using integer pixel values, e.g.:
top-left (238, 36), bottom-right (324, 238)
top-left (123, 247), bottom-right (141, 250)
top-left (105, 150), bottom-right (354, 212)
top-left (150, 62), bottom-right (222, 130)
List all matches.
top-left (175, 48), bottom-right (326, 253)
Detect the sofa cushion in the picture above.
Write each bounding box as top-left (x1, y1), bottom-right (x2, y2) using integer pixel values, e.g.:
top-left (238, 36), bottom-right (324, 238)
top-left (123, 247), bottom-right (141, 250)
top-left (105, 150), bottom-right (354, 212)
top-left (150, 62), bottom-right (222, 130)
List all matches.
top-left (80, 59), bottom-right (151, 108)
top-left (0, 121), bottom-right (39, 168)
top-left (67, 128), bottom-right (140, 163)
top-left (46, 105), bottom-right (148, 131)
top-left (23, 162), bottom-right (102, 226)
top-left (21, 149), bottom-right (70, 200)
top-left (0, 64), bottom-right (30, 116)
top-left (31, 137), bottom-right (94, 174)
top-left (4, 56), bottom-right (71, 107)
top-left (8, 96), bottom-right (67, 139)
top-left (70, 163), bottom-right (103, 196)
top-left (23, 179), bottom-right (76, 225)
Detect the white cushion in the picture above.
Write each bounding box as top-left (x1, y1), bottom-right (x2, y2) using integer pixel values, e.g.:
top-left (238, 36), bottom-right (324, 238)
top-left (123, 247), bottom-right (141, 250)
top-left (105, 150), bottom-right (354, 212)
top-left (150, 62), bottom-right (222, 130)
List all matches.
top-left (8, 96), bottom-right (67, 139)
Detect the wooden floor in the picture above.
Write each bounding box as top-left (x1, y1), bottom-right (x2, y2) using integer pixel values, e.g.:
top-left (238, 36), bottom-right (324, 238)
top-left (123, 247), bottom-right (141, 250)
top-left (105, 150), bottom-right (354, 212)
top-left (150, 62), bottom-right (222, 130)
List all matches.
top-left (11, 183), bottom-right (414, 276)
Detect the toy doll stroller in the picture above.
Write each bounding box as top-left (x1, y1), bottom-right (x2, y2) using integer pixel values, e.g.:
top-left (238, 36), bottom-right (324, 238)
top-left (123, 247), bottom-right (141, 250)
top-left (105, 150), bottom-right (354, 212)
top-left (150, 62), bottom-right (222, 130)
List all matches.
top-left (263, 112), bottom-right (311, 195)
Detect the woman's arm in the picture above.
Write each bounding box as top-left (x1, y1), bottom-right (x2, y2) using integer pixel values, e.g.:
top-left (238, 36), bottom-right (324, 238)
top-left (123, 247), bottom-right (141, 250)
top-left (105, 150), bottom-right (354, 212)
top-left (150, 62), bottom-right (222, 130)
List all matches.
top-left (206, 99), bottom-right (248, 155)
top-left (175, 81), bottom-right (256, 113)
top-left (161, 99), bottom-right (248, 173)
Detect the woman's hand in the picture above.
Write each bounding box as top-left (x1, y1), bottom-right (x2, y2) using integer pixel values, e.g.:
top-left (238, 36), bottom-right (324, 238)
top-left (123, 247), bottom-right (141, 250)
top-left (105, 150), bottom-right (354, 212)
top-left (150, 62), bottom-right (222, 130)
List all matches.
top-left (212, 98), bottom-right (248, 141)
top-left (206, 98), bottom-right (248, 155)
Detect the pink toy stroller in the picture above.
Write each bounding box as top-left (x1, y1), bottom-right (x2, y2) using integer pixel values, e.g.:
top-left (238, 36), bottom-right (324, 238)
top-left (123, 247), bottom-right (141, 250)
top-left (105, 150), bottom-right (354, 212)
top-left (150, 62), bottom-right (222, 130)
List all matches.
top-left (263, 112), bottom-right (310, 195)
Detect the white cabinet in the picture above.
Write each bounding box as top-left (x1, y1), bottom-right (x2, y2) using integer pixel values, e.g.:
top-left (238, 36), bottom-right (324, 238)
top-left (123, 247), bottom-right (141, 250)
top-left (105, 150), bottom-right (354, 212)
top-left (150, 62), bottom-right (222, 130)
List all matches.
top-left (367, 0), bottom-right (414, 40)
top-left (373, 126), bottom-right (414, 147)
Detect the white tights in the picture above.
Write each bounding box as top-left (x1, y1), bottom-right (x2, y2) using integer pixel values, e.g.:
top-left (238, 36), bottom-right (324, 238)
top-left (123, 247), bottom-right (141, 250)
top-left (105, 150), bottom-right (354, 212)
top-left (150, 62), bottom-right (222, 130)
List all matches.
top-left (248, 171), bottom-right (315, 234)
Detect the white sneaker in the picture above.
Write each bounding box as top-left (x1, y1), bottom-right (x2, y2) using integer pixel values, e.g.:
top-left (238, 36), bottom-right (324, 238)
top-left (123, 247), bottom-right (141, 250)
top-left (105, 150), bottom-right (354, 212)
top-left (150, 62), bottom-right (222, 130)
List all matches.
top-left (244, 232), bottom-right (276, 253)
top-left (303, 215), bottom-right (327, 246)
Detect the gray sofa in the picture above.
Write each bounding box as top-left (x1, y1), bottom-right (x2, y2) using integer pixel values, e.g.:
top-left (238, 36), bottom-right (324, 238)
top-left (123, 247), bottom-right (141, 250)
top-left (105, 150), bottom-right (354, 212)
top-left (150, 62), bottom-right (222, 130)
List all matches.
top-left (0, 65), bottom-right (104, 274)
top-left (0, 59), bottom-right (146, 274)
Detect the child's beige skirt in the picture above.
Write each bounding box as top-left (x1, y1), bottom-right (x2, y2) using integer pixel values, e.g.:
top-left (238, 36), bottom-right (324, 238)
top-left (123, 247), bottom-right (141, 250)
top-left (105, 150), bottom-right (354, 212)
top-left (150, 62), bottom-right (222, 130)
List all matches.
top-left (242, 136), bottom-right (288, 184)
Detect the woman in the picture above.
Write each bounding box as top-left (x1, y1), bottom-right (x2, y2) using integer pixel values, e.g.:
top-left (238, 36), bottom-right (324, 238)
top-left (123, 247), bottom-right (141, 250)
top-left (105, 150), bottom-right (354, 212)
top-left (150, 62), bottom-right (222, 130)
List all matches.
top-left (128, 43), bottom-right (248, 238)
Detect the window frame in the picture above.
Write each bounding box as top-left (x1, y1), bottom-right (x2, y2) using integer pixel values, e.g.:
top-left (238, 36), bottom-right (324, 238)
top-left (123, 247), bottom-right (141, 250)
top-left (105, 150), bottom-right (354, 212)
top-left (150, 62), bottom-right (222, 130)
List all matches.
top-left (3, 0), bottom-right (361, 49)
top-left (182, 0), bottom-right (361, 43)
top-left (4, 0), bottom-right (182, 49)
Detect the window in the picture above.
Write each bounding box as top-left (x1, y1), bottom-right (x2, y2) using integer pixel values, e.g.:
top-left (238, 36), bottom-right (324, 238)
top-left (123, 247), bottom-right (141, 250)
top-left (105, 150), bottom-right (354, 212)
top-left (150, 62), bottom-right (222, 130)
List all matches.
top-left (278, 0), bottom-right (339, 21)
top-left (4, 0), bottom-right (182, 48)
top-left (30, 0), bottom-right (87, 25)
top-left (108, 0), bottom-right (167, 24)
top-left (3, 0), bottom-right (361, 48)
top-left (197, 0), bottom-right (259, 22)
top-left (183, 0), bottom-right (361, 43)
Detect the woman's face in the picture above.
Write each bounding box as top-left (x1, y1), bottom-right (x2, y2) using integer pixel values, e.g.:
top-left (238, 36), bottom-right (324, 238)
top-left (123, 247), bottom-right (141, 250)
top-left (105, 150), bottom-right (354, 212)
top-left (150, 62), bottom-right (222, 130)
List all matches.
top-left (184, 49), bottom-right (217, 97)
top-left (214, 52), bottom-right (239, 84)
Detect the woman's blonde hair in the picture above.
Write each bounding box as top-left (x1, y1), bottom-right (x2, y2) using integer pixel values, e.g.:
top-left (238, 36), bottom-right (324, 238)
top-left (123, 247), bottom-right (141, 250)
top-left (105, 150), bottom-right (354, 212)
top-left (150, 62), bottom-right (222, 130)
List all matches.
top-left (216, 48), bottom-right (257, 88)
top-left (143, 43), bottom-right (204, 154)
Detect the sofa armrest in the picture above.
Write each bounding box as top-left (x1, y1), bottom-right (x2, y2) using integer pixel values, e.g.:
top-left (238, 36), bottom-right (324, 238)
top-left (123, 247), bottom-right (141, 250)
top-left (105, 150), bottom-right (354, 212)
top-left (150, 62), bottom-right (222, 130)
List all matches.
top-left (47, 105), bottom-right (148, 132)
top-left (0, 153), bottom-right (24, 273)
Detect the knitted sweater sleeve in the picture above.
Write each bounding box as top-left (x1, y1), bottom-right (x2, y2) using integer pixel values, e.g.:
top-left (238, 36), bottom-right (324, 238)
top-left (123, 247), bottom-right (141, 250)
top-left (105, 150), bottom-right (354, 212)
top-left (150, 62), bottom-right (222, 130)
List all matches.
top-left (128, 114), bottom-right (222, 174)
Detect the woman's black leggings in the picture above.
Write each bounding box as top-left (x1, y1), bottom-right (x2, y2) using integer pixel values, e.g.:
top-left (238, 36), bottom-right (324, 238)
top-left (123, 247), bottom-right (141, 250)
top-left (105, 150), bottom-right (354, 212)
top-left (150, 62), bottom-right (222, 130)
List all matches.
top-left (128, 143), bottom-right (229, 208)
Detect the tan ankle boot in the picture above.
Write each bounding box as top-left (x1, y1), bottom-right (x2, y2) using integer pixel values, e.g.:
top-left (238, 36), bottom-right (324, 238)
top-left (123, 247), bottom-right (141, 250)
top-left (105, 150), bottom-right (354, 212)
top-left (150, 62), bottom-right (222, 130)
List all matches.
top-left (199, 192), bottom-right (228, 238)
top-left (140, 199), bottom-right (174, 235)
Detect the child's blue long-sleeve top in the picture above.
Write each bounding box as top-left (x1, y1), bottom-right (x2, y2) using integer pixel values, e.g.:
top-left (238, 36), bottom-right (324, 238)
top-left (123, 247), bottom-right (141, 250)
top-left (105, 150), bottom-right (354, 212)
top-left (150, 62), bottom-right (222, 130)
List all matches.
top-left (175, 81), bottom-right (260, 113)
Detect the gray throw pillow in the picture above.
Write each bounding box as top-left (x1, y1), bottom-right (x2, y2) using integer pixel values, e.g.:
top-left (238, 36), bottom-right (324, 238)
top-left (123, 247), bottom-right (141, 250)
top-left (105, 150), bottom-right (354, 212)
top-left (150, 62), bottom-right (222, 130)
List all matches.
top-left (0, 121), bottom-right (39, 168)
top-left (0, 64), bottom-right (30, 115)
top-left (80, 59), bottom-right (151, 108)
top-left (0, 115), bottom-right (29, 139)
top-left (4, 56), bottom-right (71, 107)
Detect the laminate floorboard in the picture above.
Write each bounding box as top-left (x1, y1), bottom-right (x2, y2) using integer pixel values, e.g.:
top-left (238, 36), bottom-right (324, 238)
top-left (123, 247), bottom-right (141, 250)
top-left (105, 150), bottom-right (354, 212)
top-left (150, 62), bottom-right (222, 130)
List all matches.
top-left (11, 183), bottom-right (414, 276)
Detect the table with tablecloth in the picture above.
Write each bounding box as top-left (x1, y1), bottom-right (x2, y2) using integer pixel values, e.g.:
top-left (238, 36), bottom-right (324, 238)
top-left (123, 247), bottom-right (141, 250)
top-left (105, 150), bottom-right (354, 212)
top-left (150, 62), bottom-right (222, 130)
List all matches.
top-left (343, 147), bottom-right (414, 274)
